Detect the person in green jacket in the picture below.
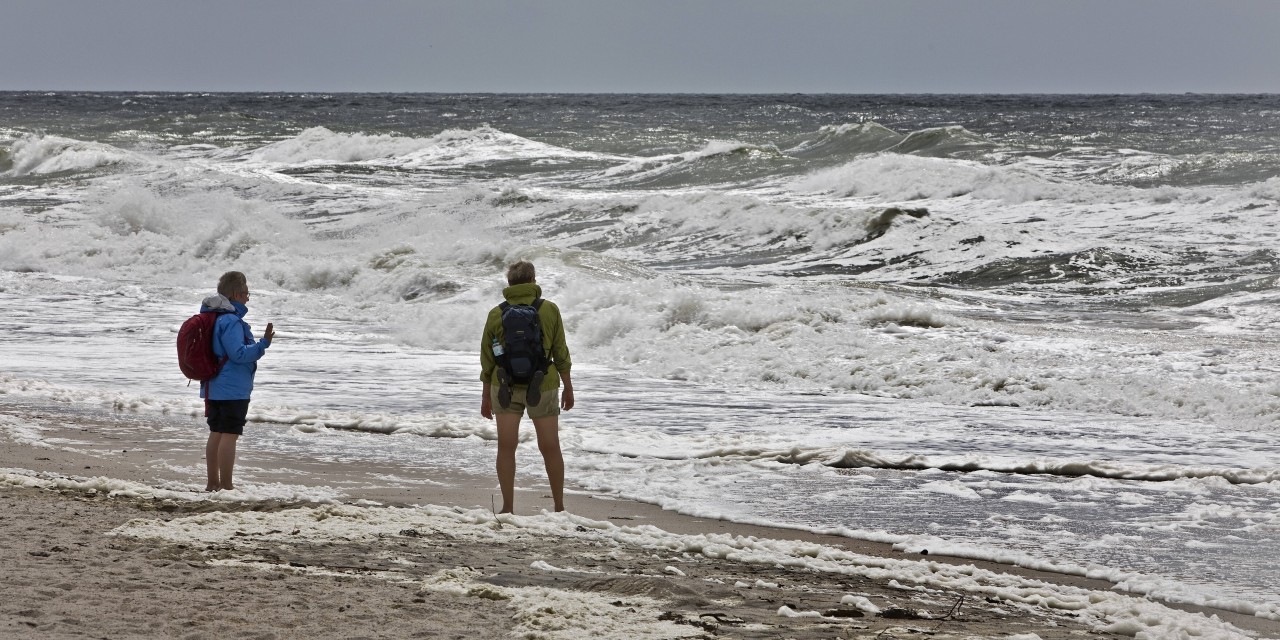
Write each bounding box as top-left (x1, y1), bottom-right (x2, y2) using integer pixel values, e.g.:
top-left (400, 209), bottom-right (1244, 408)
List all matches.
top-left (480, 261), bottom-right (574, 513)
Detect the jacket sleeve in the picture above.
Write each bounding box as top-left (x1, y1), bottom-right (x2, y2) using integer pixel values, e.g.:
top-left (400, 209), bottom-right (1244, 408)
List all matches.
top-left (479, 308), bottom-right (498, 383)
top-left (217, 316), bottom-right (269, 365)
top-left (547, 302), bottom-right (571, 374)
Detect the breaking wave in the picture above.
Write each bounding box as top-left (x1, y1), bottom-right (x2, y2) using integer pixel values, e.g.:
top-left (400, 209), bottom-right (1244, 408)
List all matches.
top-left (889, 125), bottom-right (996, 157)
top-left (246, 125), bottom-right (613, 170)
top-left (595, 140), bottom-right (794, 188)
top-left (782, 122), bottom-right (903, 160)
top-left (4, 134), bottom-right (142, 176)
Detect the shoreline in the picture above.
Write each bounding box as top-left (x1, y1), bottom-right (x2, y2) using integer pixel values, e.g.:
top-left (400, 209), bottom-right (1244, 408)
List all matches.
top-left (2, 401), bottom-right (1277, 639)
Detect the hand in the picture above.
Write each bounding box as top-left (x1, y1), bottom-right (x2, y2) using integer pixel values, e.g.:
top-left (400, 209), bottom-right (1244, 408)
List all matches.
top-left (560, 386), bottom-right (574, 412)
top-left (263, 322), bottom-right (275, 343)
top-left (480, 394), bottom-right (493, 420)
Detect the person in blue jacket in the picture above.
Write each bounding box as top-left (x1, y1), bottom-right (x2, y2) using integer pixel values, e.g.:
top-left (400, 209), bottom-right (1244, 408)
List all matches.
top-left (200, 271), bottom-right (274, 491)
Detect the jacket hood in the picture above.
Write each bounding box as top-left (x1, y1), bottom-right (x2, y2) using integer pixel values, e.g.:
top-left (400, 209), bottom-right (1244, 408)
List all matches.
top-left (502, 283), bottom-right (542, 305)
top-left (200, 294), bottom-right (237, 313)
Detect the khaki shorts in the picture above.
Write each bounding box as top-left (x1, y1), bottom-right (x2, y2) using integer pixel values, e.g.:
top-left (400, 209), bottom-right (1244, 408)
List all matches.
top-left (491, 385), bottom-right (561, 419)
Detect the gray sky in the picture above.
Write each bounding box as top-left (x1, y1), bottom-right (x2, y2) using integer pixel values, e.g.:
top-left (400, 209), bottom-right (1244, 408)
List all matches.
top-left (4, 0), bottom-right (1278, 93)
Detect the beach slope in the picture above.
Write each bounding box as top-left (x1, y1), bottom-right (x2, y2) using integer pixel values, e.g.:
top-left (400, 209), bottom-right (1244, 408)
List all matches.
top-left (1, 404), bottom-right (1273, 640)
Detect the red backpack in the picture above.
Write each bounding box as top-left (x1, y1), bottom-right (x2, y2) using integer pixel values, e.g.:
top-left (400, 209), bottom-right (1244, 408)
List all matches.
top-left (177, 312), bottom-right (228, 382)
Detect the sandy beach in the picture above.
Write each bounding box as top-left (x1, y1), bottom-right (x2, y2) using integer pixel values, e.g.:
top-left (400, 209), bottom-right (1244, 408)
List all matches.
top-left (2, 401), bottom-right (1276, 640)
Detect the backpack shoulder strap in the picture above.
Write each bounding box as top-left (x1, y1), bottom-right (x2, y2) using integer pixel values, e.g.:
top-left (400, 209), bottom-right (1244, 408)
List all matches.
top-left (499, 301), bottom-right (511, 312)
top-left (532, 298), bottom-right (543, 310)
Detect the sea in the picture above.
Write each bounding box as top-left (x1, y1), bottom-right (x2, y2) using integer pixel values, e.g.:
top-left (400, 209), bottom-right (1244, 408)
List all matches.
top-left (2, 93), bottom-right (1278, 621)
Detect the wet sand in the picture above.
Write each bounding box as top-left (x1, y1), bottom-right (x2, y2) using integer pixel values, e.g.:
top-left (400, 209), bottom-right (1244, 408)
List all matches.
top-left (2, 401), bottom-right (1275, 639)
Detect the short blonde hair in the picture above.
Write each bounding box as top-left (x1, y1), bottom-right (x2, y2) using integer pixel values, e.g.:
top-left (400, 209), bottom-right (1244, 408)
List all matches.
top-left (506, 261), bottom-right (536, 286)
top-left (217, 271), bottom-right (248, 298)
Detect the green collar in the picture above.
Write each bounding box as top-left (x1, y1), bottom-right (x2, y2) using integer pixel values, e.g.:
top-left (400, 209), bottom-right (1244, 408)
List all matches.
top-left (502, 283), bottom-right (542, 304)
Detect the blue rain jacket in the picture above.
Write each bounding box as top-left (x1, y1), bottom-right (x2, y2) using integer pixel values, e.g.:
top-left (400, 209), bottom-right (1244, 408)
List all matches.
top-left (199, 294), bottom-right (270, 401)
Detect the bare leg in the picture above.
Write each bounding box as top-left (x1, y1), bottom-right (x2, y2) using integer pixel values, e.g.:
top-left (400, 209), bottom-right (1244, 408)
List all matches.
top-left (495, 413), bottom-right (522, 513)
top-left (204, 433), bottom-right (222, 492)
top-left (532, 416), bottom-right (564, 512)
top-left (217, 433), bottom-right (239, 491)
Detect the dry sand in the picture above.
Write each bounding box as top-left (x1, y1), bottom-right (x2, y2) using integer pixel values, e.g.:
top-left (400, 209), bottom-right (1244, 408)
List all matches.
top-left (2, 401), bottom-right (1276, 639)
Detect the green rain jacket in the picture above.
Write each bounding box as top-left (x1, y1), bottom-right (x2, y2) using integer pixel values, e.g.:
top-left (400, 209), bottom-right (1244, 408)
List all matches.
top-left (480, 283), bottom-right (571, 392)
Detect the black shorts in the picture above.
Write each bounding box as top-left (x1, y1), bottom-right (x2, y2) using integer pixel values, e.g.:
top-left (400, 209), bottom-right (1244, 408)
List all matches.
top-left (206, 399), bottom-right (251, 435)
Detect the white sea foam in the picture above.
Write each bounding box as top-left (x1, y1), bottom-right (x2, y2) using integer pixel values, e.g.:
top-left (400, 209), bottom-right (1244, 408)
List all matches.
top-left (392, 125), bottom-right (613, 168)
top-left (1, 470), bottom-right (343, 503)
top-left (839, 594), bottom-right (881, 615)
top-left (1249, 176), bottom-right (1280, 200)
top-left (792, 153), bottom-right (1018, 201)
top-left (415, 567), bottom-right (701, 640)
top-left (248, 126), bottom-right (435, 164)
top-left (5, 215), bottom-right (1280, 435)
top-left (99, 496), bottom-right (1265, 637)
top-left (246, 125), bottom-right (612, 169)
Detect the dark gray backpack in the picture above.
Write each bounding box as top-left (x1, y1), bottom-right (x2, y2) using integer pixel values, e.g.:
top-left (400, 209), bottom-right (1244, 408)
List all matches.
top-left (499, 299), bottom-right (547, 384)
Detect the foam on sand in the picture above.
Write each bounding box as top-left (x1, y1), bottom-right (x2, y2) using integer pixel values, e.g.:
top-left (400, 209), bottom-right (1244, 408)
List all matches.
top-left (80, 478), bottom-right (1263, 637)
